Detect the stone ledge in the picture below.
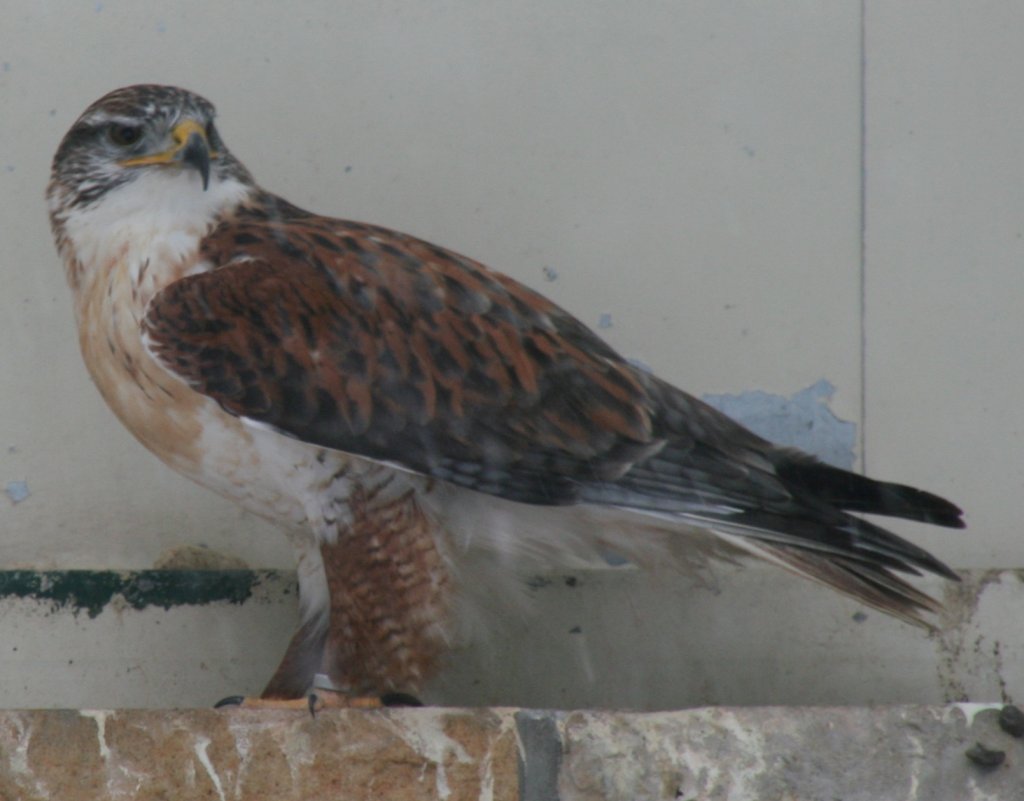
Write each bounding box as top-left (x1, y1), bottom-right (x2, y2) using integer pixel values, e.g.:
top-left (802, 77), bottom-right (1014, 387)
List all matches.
top-left (0, 705), bottom-right (1021, 800)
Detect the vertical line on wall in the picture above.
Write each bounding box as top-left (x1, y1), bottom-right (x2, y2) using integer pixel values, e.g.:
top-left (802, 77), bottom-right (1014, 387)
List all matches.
top-left (858, 0), bottom-right (869, 473)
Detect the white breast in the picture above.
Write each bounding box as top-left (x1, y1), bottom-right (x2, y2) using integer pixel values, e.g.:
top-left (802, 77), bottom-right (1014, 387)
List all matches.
top-left (58, 168), bottom-right (251, 312)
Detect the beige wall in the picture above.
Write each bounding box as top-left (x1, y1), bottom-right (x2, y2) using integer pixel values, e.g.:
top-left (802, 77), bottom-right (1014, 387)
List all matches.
top-left (0, 2), bottom-right (1021, 706)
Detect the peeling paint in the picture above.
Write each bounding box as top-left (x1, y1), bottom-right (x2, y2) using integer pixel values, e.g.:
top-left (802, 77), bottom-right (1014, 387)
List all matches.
top-left (702, 379), bottom-right (856, 468)
top-left (5, 480), bottom-right (30, 504)
top-left (0, 570), bottom-right (283, 619)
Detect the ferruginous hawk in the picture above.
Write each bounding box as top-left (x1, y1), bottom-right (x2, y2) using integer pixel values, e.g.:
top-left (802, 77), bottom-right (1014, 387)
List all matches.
top-left (47, 85), bottom-right (963, 704)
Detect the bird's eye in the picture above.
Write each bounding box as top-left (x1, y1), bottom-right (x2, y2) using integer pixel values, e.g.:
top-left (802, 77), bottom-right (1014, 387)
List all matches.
top-left (107, 124), bottom-right (143, 147)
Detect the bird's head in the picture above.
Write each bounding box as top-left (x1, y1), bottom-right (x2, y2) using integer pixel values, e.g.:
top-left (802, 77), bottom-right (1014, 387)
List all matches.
top-left (48, 84), bottom-right (254, 212)
top-left (47, 85), bottom-right (256, 278)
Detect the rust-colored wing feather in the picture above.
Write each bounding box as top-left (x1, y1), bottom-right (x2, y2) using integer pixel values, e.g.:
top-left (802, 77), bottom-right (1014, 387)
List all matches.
top-left (143, 196), bottom-right (670, 504)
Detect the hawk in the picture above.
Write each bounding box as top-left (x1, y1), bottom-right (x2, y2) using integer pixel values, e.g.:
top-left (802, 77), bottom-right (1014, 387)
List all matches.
top-left (48, 85), bottom-right (963, 705)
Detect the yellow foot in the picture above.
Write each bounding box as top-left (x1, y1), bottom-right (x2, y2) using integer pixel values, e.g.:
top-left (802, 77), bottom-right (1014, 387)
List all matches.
top-left (215, 673), bottom-right (423, 715)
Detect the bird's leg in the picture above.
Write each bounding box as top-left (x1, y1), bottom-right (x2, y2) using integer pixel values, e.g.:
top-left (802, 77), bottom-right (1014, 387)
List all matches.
top-left (216, 484), bottom-right (445, 714)
top-left (211, 597), bottom-right (393, 711)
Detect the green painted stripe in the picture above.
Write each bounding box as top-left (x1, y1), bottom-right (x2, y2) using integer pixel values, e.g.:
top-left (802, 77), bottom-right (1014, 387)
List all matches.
top-left (0, 570), bottom-right (294, 618)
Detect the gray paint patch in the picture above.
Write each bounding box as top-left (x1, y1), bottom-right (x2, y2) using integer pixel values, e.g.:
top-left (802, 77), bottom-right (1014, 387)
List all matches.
top-left (516, 711), bottom-right (564, 801)
top-left (702, 379), bottom-right (856, 469)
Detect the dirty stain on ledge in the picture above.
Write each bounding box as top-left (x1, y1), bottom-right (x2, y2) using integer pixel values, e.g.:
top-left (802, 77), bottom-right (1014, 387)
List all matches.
top-left (0, 570), bottom-right (289, 619)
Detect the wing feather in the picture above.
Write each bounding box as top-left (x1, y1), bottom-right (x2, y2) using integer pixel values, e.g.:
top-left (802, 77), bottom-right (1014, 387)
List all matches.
top-left (143, 200), bottom-right (664, 504)
top-left (142, 193), bottom-right (964, 624)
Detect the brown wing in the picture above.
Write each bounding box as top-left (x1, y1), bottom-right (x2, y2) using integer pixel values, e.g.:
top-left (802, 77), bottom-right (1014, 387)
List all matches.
top-left (144, 194), bottom-right (963, 622)
top-left (143, 197), bottom-right (671, 504)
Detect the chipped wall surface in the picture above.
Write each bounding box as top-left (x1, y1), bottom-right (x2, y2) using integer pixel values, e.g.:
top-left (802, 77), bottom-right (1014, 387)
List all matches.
top-left (1, 0), bottom-right (1024, 744)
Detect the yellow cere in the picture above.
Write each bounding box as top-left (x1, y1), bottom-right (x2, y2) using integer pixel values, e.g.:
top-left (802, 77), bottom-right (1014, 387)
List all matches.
top-left (120, 119), bottom-right (218, 167)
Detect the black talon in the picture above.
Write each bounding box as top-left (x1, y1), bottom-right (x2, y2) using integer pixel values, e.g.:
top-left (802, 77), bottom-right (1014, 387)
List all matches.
top-left (380, 692), bottom-right (424, 707)
top-left (213, 695), bottom-right (246, 709)
top-left (998, 704), bottom-right (1024, 738)
top-left (307, 692), bottom-right (319, 718)
top-left (965, 741), bottom-right (1006, 769)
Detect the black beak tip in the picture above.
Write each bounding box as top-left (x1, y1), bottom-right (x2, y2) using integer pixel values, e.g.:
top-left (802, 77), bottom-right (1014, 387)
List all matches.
top-left (181, 133), bottom-right (212, 191)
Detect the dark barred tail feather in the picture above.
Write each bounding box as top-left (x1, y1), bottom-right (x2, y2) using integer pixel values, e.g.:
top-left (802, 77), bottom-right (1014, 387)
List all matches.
top-left (584, 415), bottom-right (964, 627)
top-left (773, 452), bottom-right (965, 530)
top-left (761, 453), bottom-right (963, 626)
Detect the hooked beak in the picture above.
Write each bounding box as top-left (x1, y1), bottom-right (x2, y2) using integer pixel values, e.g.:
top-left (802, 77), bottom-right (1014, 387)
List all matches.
top-left (120, 119), bottom-right (215, 190)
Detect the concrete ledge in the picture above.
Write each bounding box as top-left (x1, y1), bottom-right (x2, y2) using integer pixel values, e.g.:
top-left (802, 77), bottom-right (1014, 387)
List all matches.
top-left (0, 705), bottom-right (1021, 800)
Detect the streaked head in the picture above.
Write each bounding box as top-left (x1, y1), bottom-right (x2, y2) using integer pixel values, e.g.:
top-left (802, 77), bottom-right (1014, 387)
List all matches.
top-left (47, 84), bottom-right (253, 216)
top-left (47, 85), bottom-right (258, 291)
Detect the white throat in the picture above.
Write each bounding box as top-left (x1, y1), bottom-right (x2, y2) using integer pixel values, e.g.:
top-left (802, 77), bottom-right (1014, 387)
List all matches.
top-left (57, 168), bottom-right (251, 293)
